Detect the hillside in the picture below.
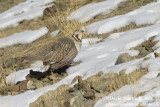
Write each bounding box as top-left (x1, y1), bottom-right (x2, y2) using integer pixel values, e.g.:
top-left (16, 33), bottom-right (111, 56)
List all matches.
top-left (0, 0), bottom-right (160, 107)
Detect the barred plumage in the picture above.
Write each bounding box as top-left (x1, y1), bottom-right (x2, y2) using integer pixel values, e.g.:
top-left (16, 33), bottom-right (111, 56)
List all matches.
top-left (23, 29), bottom-right (84, 72)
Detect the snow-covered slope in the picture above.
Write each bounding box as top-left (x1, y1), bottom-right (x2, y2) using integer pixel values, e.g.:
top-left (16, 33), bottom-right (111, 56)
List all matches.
top-left (67, 0), bottom-right (127, 23)
top-left (84, 0), bottom-right (160, 34)
top-left (0, 27), bottom-right (48, 48)
top-left (2, 23), bottom-right (160, 107)
top-left (95, 58), bottom-right (160, 107)
top-left (1, 0), bottom-right (160, 107)
top-left (0, 0), bottom-right (55, 30)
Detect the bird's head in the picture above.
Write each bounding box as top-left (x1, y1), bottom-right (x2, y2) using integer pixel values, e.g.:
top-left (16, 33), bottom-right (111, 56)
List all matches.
top-left (72, 29), bottom-right (84, 42)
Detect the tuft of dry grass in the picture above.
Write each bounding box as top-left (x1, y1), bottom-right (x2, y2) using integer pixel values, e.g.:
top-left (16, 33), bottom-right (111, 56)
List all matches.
top-left (0, 0), bottom-right (26, 13)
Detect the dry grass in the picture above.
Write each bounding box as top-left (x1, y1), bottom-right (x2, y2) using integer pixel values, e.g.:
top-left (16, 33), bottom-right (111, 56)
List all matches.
top-left (88, 0), bottom-right (157, 24)
top-left (0, 0), bottom-right (26, 13)
top-left (0, 17), bottom-right (46, 38)
top-left (87, 68), bottom-right (149, 94)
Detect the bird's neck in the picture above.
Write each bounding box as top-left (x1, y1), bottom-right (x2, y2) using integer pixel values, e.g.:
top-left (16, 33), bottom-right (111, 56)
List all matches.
top-left (68, 36), bottom-right (82, 52)
top-left (75, 41), bottom-right (82, 52)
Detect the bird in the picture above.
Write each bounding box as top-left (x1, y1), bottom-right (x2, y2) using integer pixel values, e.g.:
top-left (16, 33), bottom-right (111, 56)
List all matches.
top-left (22, 29), bottom-right (84, 72)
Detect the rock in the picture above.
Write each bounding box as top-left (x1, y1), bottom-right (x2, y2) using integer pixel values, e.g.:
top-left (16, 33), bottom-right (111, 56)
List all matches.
top-left (30, 85), bottom-right (72, 107)
top-left (18, 80), bottom-right (28, 91)
top-left (83, 88), bottom-right (95, 100)
top-left (35, 81), bottom-right (43, 89)
top-left (87, 73), bottom-right (118, 93)
top-left (139, 47), bottom-right (150, 57)
top-left (157, 73), bottom-right (160, 77)
top-left (154, 52), bottom-right (160, 57)
top-left (69, 96), bottom-right (84, 107)
top-left (71, 90), bottom-right (85, 101)
top-left (74, 76), bottom-right (90, 90)
top-left (132, 36), bottom-right (156, 57)
top-left (115, 53), bottom-right (134, 65)
top-left (27, 80), bottom-right (35, 90)
top-left (6, 85), bottom-right (19, 92)
top-left (84, 100), bottom-right (95, 107)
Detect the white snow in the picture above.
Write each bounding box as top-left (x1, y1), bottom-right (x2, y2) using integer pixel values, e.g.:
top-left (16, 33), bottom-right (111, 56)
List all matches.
top-left (84, 0), bottom-right (160, 34)
top-left (67, 0), bottom-right (127, 23)
top-left (0, 27), bottom-right (48, 48)
top-left (6, 65), bottom-right (49, 85)
top-left (81, 38), bottom-right (102, 48)
top-left (0, 0), bottom-right (55, 30)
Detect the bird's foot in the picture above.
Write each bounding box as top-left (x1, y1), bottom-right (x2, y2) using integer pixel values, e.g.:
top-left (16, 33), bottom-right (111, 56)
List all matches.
top-left (70, 61), bottom-right (81, 66)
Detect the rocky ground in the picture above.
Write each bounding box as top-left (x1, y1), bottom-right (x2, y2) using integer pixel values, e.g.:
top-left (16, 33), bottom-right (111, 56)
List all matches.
top-left (0, 0), bottom-right (159, 107)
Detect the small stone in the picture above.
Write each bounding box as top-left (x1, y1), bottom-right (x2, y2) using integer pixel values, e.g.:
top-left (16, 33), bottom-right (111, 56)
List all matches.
top-left (75, 76), bottom-right (90, 90)
top-left (154, 52), bottom-right (160, 57)
top-left (18, 80), bottom-right (28, 91)
top-left (35, 81), bottom-right (43, 89)
top-left (115, 53), bottom-right (134, 65)
top-left (83, 88), bottom-right (95, 100)
top-left (71, 90), bottom-right (85, 101)
top-left (27, 80), bottom-right (35, 90)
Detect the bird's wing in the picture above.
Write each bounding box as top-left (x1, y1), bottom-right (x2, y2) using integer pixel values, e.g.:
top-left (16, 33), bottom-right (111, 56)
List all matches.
top-left (57, 46), bottom-right (78, 67)
top-left (43, 37), bottom-right (78, 66)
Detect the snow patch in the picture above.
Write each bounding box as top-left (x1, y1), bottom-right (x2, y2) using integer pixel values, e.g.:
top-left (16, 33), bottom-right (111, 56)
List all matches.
top-left (84, 1), bottom-right (160, 34)
top-left (0, 0), bottom-right (55, 30)
top-left (67, 0), bottom-right (127, 23)
top-left (6, 64), bottom-right (49, 85)
top-left (0, 27), bottom-right (48, 48)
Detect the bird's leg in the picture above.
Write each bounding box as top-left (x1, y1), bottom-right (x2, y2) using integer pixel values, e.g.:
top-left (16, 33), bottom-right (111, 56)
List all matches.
top-left (70, 61), bottom-right (81, 66)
